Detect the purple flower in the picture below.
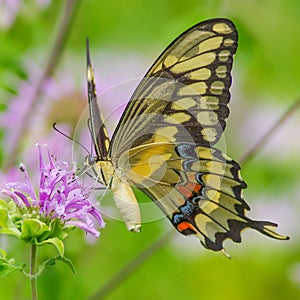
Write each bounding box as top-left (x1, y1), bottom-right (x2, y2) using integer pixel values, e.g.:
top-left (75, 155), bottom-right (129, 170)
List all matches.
top-left (2, 144), bottom-right (105, 239)
top-left (0, 60), bottom-right (80, 153)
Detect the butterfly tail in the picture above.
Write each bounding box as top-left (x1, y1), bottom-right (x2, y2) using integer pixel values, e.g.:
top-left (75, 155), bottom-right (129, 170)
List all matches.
top-left (248, 219), bottom-right (289, 240)
top-left (196, 217), bottom-right (289, 253)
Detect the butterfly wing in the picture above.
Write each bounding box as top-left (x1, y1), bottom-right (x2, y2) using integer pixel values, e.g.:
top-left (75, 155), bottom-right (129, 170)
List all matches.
top-left (86, 39), bottom-right (110, 160)
top-left (106, 18), bottom-right (288, 251)
top-left (110, 18), bottom-right (237, 160)
top-left (119, 142), bottom-right (287, 251)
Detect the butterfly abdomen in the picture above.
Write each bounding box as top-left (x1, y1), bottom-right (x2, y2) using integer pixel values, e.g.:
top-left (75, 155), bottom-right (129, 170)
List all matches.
top-left (110, 174), bottom-right (141, 233)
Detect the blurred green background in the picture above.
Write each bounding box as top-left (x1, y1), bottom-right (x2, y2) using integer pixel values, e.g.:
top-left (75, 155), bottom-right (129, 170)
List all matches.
top-left (1, 0), bottom-right (300, 299)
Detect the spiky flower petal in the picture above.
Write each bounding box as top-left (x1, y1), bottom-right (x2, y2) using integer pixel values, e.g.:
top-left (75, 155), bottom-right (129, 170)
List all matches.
top-left (2, 145), bottom-right (105, 244)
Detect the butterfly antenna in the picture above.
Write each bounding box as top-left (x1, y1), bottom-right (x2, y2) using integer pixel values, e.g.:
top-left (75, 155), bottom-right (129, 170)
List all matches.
top-left (86, 38), bottom-right (92, 68)
top-left (52, 122), bottom-right (91, 155)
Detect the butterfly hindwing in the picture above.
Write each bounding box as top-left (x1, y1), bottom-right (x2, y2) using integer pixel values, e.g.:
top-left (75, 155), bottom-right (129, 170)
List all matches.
top-left (120, 142), bottom-right (287, 250)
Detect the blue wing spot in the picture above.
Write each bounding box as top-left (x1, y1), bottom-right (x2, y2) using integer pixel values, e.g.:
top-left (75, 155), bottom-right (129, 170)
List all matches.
top-left (196, 172), bottom-right (205, 184)
top-left (180, 201), bottom-right (194, 215)
top-left (173, 213), bottom-right (185, 225)
top-left (175, 144), bottom-right (196, 159)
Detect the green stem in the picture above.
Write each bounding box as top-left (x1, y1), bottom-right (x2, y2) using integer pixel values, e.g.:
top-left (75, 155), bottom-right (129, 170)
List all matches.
top-left (30, 245), bottom-right (37, 300)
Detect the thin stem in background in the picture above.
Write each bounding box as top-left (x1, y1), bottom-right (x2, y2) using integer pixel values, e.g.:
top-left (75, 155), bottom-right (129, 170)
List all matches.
top-left (239, 97), bottom-right (300, 165)
top-left (30, 245), bottom-right (37, 300)
top-left (3, 0), bottom-right (81, 171)
top-left (88, 230), bottom-right (175, 300)
top-left (88, 96), bottom-right (300, 300)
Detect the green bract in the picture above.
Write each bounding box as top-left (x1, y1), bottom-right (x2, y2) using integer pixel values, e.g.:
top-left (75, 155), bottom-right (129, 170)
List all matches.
top-left (0, 199), bottom-right (74, 256)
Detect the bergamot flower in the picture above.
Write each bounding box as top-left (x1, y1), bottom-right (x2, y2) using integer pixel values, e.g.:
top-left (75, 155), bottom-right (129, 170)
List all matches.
top-left (1, 144), bottom-right (105, 256)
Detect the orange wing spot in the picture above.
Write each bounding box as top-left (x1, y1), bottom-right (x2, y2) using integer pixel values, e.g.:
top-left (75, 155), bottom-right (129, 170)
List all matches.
top-left (193, 183), bottom-right (203, 194)
top-left (178, 183), bottom-right (203, 198)
top-left (177, 221), bottom-right (197, 233)
top-left (178, 185), bottom-right (193, 198)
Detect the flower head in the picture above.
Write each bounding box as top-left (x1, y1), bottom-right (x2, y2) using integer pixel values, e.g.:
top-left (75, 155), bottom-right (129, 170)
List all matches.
top-left (1, 144), bottom-right (104, 254)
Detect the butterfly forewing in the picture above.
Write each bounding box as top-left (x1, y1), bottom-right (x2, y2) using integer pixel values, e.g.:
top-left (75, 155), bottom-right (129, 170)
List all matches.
top-left (86, 39), bottom-right (110, 159)
top-left (110, 19), bottom-right (238, 160)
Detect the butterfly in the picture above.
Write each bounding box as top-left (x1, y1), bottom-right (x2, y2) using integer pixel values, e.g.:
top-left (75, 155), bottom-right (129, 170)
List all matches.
top-left (84, 18), bottom-right (289, 253)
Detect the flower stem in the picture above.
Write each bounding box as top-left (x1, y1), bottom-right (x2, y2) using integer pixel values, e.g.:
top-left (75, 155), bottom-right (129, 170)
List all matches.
top-left (30, 245), bottom-right (37, 300)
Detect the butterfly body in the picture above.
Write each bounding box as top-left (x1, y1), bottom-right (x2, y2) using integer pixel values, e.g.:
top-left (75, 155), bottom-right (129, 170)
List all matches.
top-left (84, 18), bottom-right (288, 253)
top-left (88, 158), bottom-right (141, 232)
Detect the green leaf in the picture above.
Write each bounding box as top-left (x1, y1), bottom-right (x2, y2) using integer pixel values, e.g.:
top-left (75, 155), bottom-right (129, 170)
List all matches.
top-left (37, 237), bottom-right (65, 257)
top-left (38, 255), bottom-right (76, 276)
top-left (0, 249), bottom-right (25, 277)
top-left (62, 225), bottom-right (75, 238)
top-left (0, 209), bottom-right (21, 237)
top-left (0, 249), bottom-right (7, 257)
top-left (0, 199), bottom-right (9, 209)
top-left (20, 219), bottom-right (50, 243)
top-left (20, 219), bottom-right (66, 256)
top-left (48, 218), bottom-right (67, 240)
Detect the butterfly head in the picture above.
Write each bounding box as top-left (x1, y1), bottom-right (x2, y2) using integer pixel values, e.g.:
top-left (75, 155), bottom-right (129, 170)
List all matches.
top-left (77, 154), bottom-right (96, 178)
top-left (85, 154), bottom-right (96, 167)
top-left (81, 154), bottom-right (114, 187)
